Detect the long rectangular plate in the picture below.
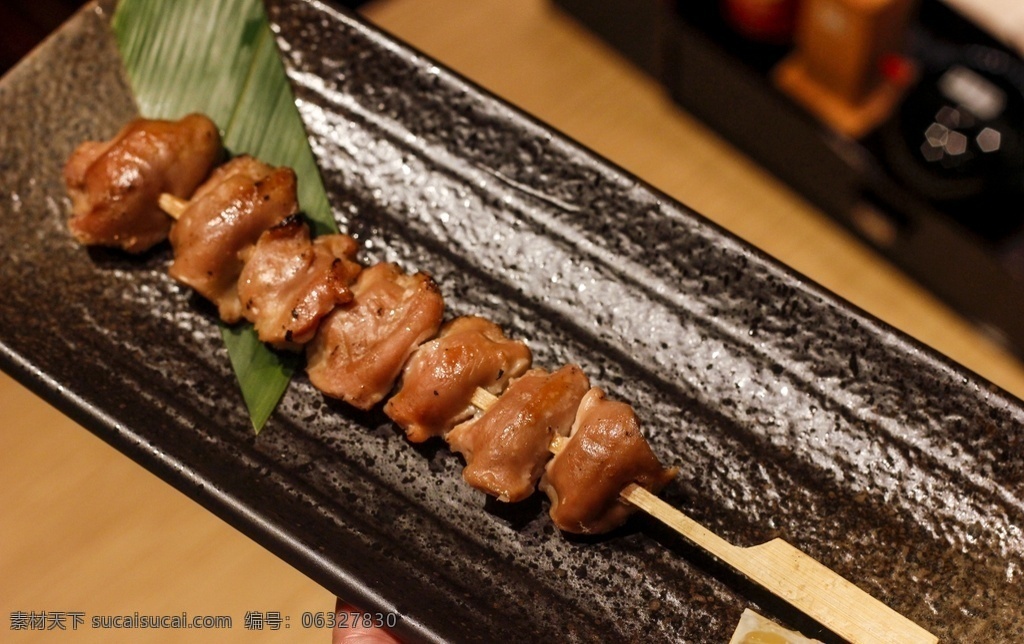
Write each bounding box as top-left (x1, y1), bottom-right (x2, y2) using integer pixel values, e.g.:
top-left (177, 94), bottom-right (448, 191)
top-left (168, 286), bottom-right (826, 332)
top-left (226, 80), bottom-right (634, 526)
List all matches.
top-left (1, 0), bottom-right (1022, 641)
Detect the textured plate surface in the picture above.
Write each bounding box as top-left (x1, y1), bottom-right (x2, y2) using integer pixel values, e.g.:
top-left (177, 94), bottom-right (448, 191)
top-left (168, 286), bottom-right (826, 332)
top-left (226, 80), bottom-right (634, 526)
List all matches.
top-left (2, 1), bottom-right (1024, 641)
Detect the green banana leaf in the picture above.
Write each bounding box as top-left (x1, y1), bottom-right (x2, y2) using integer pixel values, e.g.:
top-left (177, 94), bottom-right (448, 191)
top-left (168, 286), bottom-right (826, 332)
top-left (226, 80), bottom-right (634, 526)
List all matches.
top-left (112, 0), bottom-right (338, 432)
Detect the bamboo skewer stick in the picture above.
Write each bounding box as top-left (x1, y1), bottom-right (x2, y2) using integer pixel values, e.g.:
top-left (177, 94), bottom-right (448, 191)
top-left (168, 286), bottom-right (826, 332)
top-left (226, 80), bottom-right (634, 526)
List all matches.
top-left (622, 485), bottom-right (936, 644)
top-left (470, 387), bottom-right (935, 644)
top-left (158, 192), bottom-right (935, 642)
top-left (468, 387), bottom-right (500, 414)
top-left (159, 193), bottom-right (187, 219)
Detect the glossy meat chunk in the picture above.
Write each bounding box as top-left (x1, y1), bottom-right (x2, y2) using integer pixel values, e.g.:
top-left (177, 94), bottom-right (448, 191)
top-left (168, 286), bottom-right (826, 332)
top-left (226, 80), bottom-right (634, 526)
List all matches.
top-left (238, 216), bottom-right (362, 349)
top-left (540, 388), bottom-right (677, 534)
top-left (447, 365), bottom-right (589, 502)
top-left (385, 316), bottom-right (532, 443)
top-left (63, 113), bottom-right (222, 253)
top-left (306, 263), bottom-right (444, 410)
top-left (168, 156), bottom-right (298, 323)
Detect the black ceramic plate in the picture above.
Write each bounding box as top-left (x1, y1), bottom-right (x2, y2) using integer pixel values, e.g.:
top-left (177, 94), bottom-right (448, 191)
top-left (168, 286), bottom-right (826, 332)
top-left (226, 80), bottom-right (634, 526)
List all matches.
top-left (3, 1), bottom-right (1023, 642)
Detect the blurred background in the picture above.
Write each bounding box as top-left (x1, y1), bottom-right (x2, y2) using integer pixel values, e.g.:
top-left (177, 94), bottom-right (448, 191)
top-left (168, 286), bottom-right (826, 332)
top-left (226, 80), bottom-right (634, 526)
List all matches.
top-left (3, 0), bottom-right (1023, 642)
top-left (554, 0), bottom-right (1024, 360)
top-left (0, 1), bottom-right (80, 73)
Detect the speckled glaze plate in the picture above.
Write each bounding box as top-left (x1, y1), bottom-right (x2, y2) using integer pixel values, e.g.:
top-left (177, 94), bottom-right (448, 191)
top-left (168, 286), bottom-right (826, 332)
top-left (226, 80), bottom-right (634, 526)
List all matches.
top-left (2, 1), bottom-right (1024, 642)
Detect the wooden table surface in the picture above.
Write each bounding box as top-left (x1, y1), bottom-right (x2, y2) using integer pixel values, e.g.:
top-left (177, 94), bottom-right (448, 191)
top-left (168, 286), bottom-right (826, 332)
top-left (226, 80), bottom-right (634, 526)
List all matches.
top-left (4, 0), bottom-right (1023, 641)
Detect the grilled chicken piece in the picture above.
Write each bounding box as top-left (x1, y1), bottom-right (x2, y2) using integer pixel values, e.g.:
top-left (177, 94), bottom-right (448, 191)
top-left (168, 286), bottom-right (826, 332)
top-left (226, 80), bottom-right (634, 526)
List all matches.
top-left (238, 216), bottom-right (362, 349)
top-left (447, 365), bottom-right (589, 502)
top-left (306, 263), bottom-right (444, 410)
top-left (539, 388), bottom-right (677, 534)
top-left (385, 316), bottom-right (532, 443)
top-left (168, 155), bottom-right (298, 323)
top-left (63, 113), bottom-right (222, 253)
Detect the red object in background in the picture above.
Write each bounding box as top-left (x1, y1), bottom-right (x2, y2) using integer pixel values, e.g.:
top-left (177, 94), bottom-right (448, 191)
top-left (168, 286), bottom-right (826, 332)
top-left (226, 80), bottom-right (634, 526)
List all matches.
top-left (878, 52), bottom-right (915, 86)
top-left (722, 0), bottom-right (799, 44)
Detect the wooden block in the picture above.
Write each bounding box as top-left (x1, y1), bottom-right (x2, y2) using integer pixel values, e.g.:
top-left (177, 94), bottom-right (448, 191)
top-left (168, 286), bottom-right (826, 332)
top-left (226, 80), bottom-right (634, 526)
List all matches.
top-left (773, 53), bottom-right (910, 138)
top-left (794, 0), bottom-right (916, 102)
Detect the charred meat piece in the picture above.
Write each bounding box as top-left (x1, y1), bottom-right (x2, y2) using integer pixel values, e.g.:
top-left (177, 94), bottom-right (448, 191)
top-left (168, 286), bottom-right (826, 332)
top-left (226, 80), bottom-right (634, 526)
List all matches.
top-left (539, 388), bottom-right (677, 534)
top-left (238, 216), bottom-right (362, 349)
top-left (447, 365), bottom-right (589, 502)
top-left (168, 155), bottom-right (298, 323)
top-left (385, 316), bottom-right (532, 443)
top-left (63, 113), bottom-right (222, 253)
top-left (306, 263), bottom-right (444, 410)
